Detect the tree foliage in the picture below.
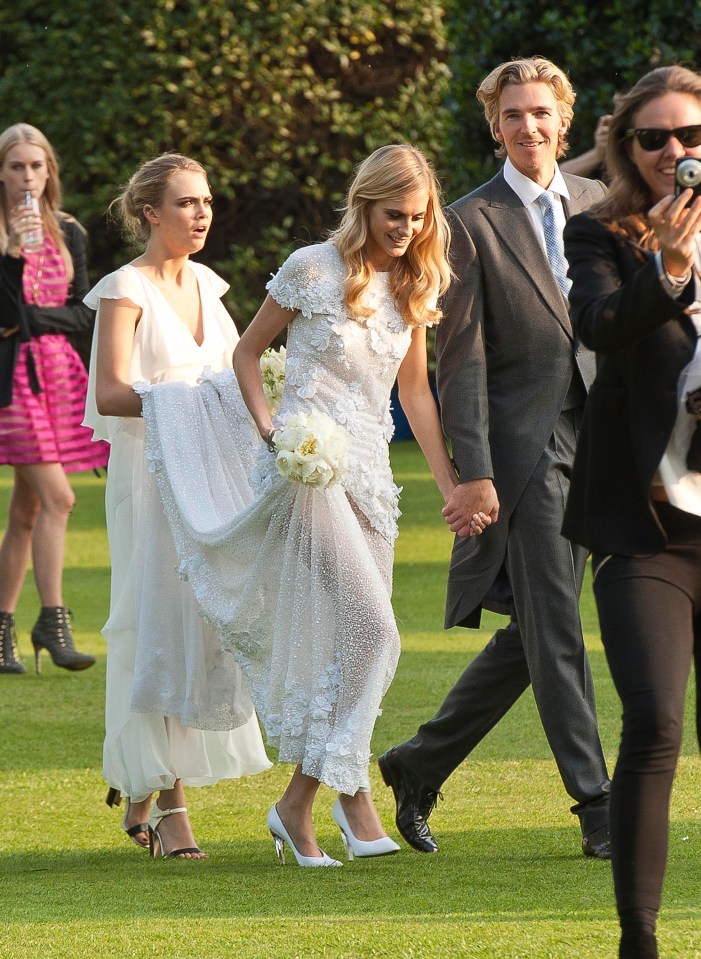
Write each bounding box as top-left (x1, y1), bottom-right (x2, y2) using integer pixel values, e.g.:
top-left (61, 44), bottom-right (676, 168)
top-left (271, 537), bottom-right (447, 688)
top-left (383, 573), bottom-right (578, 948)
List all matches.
top-left (2, 1), bottom-right (700, 321)
top-left (0, 0), bottom-right (450, 321)
top-left (444, 0), bottom-right (701, 198)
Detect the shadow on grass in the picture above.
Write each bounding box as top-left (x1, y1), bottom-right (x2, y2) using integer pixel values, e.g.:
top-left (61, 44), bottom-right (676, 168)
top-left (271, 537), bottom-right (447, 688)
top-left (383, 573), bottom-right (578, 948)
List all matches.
top-left (2, 824), bottom-right (699, 924)
top-left (1, 638), bottom-right (695, 774)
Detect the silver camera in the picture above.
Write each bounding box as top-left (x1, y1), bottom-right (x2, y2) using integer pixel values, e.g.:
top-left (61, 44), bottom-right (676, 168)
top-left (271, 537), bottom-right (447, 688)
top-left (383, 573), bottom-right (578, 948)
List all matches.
top-left (675, 156), bottom-right (701, 199)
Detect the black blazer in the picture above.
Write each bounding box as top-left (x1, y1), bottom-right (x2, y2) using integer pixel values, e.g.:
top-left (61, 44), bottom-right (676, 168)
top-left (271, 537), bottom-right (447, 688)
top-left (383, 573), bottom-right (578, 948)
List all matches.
top-left (562, 212), bottom-right (698, 555)
top-left (0, 217), bottom-right (94, 407)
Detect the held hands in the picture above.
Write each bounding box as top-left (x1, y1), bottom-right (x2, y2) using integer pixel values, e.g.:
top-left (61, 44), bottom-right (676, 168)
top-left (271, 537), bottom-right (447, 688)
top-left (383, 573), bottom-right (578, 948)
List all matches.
top-left (442, 478), bottom-right (499, 538)
top-left (649, 190), bottom-right (701, 279)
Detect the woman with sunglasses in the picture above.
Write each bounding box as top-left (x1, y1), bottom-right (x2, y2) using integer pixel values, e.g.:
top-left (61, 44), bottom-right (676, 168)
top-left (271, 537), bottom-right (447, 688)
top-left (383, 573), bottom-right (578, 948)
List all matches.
top-left (562, 66), bottom-right (701, 959)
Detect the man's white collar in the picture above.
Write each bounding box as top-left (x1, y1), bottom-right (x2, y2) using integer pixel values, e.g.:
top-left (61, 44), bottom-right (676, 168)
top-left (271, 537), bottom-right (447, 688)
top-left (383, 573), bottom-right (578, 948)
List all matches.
top-left (503, 157), bottom-right (570, 206)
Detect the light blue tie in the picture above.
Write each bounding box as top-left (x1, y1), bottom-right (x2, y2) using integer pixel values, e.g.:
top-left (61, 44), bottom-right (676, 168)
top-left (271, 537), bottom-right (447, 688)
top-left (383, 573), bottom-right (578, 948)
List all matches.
top-left (539, 191), bottom-right (571, 298)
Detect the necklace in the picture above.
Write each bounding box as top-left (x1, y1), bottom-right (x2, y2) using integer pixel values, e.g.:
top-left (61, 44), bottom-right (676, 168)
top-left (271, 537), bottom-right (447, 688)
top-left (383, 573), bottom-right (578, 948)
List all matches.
top-left (30, 252), bottom-right (44, 305)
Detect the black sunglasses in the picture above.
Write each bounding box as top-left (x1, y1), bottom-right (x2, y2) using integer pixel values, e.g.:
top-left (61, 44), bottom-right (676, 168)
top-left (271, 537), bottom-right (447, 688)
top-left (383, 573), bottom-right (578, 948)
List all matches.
top-left (625, 124), bottom-right (701, 152)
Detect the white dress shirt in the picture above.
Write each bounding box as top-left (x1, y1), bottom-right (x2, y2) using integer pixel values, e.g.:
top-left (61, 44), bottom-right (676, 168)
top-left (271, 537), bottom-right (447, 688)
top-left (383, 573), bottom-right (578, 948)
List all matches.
top-left (503, 157), bottom-right (570, 255)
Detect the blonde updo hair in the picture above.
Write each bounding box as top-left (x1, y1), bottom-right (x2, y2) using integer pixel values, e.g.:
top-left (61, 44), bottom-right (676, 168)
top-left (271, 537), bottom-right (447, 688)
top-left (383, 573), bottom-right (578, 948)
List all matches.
top-left (0, 123), bottom-right (76, 279)
top-left (330, 144), bottom-right (451, 328)
top-left (477, 56), bottom-right (576, 160)
top-left (111, 153), bottom-right (208, 245)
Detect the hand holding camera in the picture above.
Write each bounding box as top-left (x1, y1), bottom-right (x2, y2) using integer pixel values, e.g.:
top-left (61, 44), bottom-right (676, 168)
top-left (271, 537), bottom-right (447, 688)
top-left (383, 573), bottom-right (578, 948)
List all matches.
top-left (649, 159), bottom-right (701, 281)
top-left (674, 156), bottom-right (701, 203)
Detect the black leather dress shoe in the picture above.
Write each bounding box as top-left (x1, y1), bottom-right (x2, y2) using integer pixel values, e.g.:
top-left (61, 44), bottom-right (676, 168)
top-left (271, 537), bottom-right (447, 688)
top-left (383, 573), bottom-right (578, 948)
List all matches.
top-left (378, 747), bottom-right (441, 853)
top-left (581, 823), bottom-right (611, 860)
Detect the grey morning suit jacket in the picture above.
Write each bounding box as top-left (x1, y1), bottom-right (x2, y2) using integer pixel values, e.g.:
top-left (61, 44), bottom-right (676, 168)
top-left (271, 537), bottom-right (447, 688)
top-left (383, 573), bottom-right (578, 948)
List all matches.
top-left (436, 169), bottom-right (606, 629)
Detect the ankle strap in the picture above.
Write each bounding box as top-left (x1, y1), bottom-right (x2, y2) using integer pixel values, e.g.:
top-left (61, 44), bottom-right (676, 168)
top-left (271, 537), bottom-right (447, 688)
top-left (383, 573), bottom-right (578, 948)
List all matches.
top-left (156, 805), bottom-right (187, 817)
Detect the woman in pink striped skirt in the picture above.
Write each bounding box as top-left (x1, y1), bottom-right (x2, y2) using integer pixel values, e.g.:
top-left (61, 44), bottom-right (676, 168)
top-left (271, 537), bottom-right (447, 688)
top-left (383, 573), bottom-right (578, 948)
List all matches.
top-left (0, 123), bottom-right (109, 675)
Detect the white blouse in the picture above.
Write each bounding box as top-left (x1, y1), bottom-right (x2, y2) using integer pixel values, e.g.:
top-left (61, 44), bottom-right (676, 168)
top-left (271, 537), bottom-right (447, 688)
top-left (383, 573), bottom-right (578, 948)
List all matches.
top-left (656, 238), bottom-right (701, 515)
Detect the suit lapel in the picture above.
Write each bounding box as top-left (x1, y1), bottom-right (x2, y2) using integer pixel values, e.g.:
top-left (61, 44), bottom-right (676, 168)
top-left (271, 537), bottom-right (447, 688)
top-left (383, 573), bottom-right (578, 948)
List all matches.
top-left (483, 172), bottom-right (573, 338)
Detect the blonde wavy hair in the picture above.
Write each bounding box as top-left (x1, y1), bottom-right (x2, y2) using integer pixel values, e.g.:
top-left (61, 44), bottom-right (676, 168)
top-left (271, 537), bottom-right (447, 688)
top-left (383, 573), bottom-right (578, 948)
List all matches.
top-left (0, 123), bottom-right (76, 280)
top-left (477, 57), bottom-right (576, 160)
top-left (329, 144), bottom-right (451, 328)
top-left (110, 153), bottom-right (208, 246)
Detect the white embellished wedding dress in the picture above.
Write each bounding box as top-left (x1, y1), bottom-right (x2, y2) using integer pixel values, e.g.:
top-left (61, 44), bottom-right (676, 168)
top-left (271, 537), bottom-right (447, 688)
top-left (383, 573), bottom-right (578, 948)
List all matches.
top-left (138, 243), bottom-right (421, 795)
top-left (84, 262), bottom-right (271, 802)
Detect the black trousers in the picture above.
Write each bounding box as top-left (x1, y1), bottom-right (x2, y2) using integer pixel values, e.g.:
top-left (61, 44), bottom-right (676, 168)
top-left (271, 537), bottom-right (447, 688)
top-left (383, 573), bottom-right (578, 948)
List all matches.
top-left (593, 502), bottom-right (701, 943)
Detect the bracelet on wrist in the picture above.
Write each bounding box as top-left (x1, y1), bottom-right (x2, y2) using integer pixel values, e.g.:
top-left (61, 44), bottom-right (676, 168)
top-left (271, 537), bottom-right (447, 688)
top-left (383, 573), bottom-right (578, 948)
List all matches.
top-left (656, 251), bottom-right (691, 293)
top-left (665, 267), bottom-right (691, 287)
top-left (661, 254), bottom-right (691, 286)
top-left (265, 427), bottom-right (277, 453)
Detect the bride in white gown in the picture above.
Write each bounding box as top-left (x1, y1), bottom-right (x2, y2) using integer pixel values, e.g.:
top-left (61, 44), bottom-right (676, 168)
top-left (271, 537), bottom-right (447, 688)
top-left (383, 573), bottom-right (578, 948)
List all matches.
top-left (137, 146), bottom-right (487, 866)
top-left (84, 154), bottom-right (270, 859)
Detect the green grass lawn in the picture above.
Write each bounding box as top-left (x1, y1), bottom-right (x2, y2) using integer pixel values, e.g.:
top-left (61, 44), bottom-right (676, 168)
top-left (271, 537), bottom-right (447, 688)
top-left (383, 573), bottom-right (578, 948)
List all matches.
top-left (0, 445), bottom-right (699, 959)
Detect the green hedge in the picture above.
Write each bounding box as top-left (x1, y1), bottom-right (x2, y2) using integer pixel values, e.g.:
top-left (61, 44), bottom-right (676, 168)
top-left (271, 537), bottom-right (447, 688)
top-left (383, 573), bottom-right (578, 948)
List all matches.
top-left (444, 0), bottom-right (700, 199)
top-left (3, 1), bottom-right (699, 323)
top-left (0, 0), bottom-right (450, 322)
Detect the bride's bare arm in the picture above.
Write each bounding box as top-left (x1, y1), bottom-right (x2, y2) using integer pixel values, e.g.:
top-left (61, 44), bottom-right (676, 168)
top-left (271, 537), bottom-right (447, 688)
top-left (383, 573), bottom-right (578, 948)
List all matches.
top-left (396, 326), bottom-right (458, 503)
top-left (233, 294), bottom-right (295, 440)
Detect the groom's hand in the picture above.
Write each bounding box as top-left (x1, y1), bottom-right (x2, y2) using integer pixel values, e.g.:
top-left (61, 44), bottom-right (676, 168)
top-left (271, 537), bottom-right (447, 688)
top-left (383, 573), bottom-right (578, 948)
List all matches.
top-left (442, 479), bottom-right (499, 538)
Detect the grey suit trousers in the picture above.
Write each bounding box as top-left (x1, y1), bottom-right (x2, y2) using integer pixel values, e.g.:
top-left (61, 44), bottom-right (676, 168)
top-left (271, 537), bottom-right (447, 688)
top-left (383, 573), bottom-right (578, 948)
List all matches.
top-left (397, 408), bottom-right (610, 815)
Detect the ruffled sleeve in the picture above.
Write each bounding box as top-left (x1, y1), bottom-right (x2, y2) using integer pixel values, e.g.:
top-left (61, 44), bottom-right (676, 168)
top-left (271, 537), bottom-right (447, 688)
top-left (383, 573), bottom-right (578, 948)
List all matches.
top-left (84, 266), bottom-right (145, 310)
top-left (83, 267), bottom-right (145, 442)
top-left (266, 243), bottom-right (345, 319)
top-left (189, 261), bottom-right (229, 300)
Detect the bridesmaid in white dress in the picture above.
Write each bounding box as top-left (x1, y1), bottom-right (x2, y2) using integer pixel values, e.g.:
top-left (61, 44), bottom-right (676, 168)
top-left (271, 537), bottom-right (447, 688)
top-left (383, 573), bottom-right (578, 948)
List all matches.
top-left (138, 146), bottom-right (491, 866)
top-left (84, 154), bottom-right (270, 859)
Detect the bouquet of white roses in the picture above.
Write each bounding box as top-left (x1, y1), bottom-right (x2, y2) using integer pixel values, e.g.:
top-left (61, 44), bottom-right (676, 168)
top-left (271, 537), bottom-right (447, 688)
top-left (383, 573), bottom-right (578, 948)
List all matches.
top-left (260, 346), bottom-right (286, 414)
top-left (273, 410), bottom-right (348, 489)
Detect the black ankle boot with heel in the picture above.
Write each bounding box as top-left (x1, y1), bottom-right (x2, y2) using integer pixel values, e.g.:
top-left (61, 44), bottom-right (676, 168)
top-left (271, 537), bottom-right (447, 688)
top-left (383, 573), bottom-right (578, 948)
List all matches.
top-left (31, 606), bottom-right (95, 673)
top-left (0, 611), bottom-right (26, 674)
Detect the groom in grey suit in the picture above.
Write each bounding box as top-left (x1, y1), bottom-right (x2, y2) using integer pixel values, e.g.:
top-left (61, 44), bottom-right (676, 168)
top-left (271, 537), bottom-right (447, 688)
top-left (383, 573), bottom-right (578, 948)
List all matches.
top-left (380, 57), bottom-right (611, 858)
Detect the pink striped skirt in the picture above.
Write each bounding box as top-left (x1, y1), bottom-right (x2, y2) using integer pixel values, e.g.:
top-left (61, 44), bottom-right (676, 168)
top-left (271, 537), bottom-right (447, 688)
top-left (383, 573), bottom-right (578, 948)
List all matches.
top-left (0, 335), bottom-right (110, 471)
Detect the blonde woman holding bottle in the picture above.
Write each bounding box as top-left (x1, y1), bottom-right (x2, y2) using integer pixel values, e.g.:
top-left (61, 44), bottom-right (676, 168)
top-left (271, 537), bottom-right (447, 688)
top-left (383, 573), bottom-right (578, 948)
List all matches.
top-left (0, 123), bottom-right (108, 676)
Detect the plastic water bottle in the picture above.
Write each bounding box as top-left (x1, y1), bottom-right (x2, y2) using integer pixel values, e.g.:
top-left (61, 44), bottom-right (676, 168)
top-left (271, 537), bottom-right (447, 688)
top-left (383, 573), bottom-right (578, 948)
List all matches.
top-left (22, 190), bottom-right (44, 251)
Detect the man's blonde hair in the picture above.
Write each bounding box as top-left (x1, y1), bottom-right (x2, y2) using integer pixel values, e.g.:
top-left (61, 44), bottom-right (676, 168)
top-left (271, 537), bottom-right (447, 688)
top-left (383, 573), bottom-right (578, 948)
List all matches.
top-left (477, 57), bottom-right (576, 160)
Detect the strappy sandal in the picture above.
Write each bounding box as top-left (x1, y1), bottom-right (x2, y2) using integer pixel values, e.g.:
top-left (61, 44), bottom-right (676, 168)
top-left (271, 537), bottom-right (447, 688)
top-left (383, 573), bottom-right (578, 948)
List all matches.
top-left (106, 787), bottom-right (149, 848)
top-left (147, 804), bottom-right (206, 859)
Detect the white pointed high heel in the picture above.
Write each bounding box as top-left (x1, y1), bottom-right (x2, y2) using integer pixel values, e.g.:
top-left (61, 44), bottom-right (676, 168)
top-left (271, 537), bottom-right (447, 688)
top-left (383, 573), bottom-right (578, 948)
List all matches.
top-left (266, 804), bottom-right (342, 867)
top-left (332, 797), bottom-right (400, 860)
